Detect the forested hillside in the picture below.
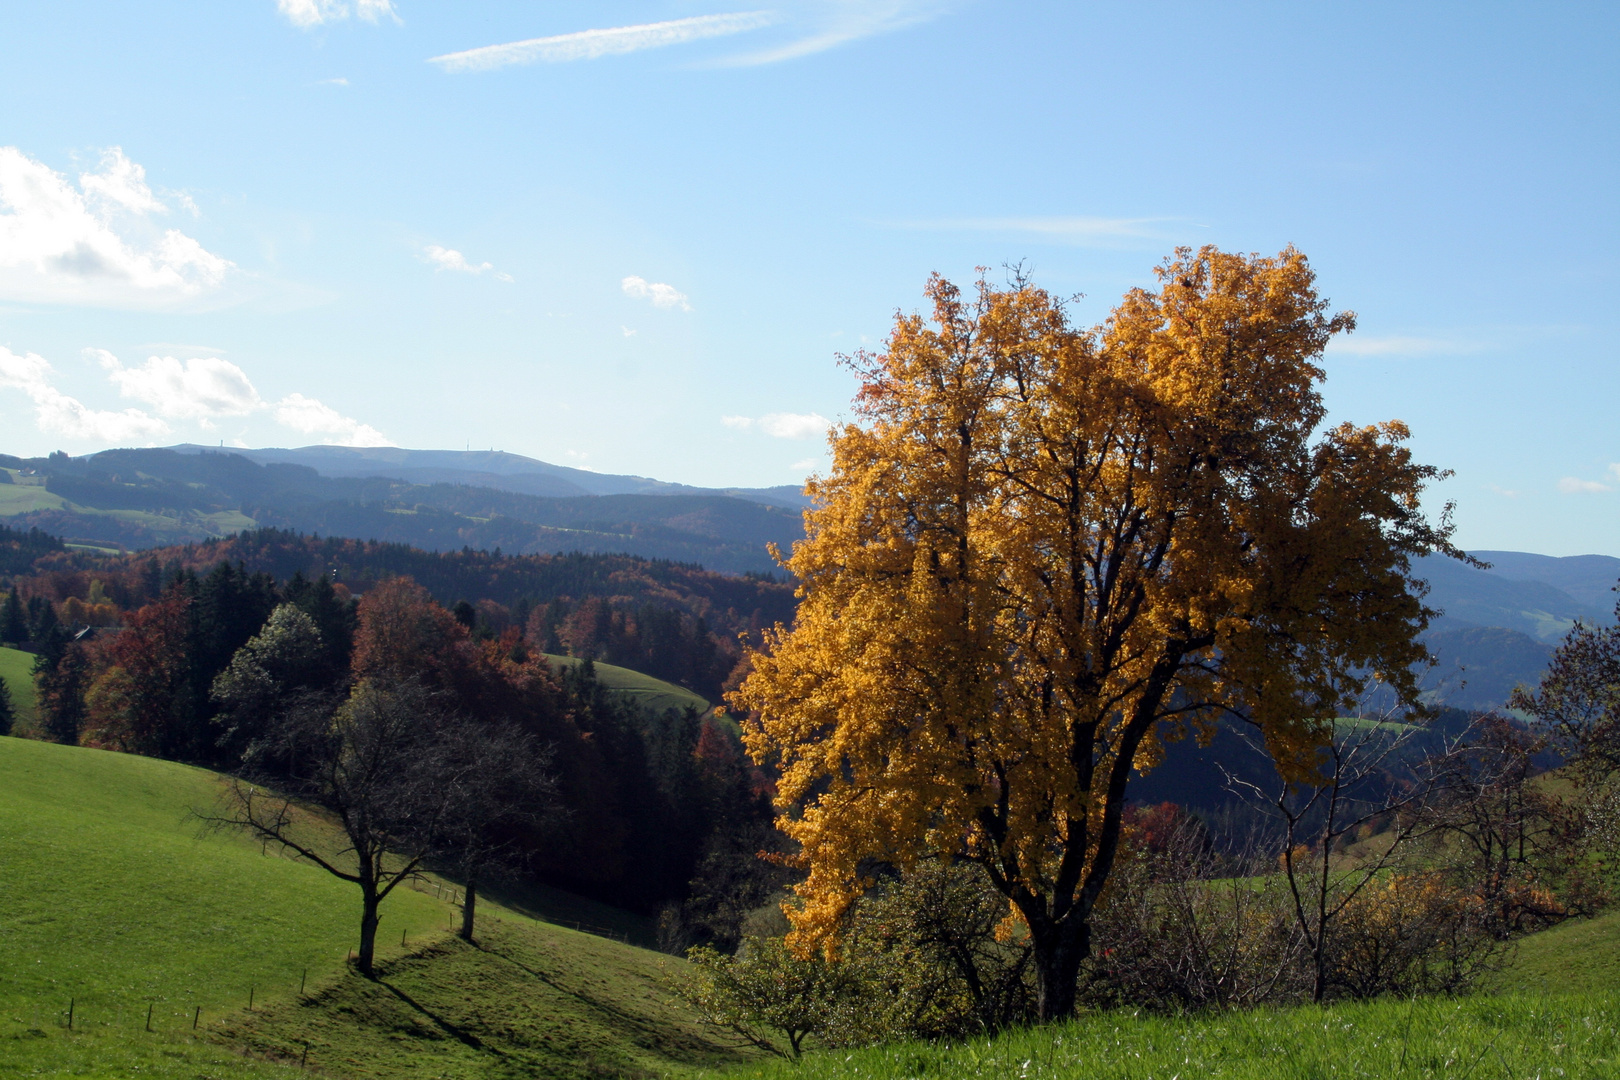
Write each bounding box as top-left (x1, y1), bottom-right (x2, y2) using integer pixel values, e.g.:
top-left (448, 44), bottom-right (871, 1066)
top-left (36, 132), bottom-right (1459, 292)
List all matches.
top-left (0, 531), bottom-right (795, 927)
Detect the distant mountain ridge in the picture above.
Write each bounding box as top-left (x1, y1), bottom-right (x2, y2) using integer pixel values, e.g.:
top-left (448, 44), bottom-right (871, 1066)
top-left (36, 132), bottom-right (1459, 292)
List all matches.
top-left (0, 446), bottom-right (805, 575)
top-left (169, 444), bottom-right (813, 510)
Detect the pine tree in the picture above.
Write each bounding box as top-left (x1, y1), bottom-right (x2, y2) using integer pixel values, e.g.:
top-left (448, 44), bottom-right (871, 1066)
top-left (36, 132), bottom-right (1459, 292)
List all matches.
top-left (0, 586), bottom-right (25, 644)
top-left (0, 676), bottom-right (16, 737)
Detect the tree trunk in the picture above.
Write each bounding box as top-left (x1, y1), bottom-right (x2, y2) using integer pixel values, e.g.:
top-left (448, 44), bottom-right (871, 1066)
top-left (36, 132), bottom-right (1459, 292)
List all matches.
top-left (459, 876), bottom-right (478, 943)
top-left (357, 889), bottom-right (381, 978)
top-left (1031, 915), bottom-right (1088, 1021)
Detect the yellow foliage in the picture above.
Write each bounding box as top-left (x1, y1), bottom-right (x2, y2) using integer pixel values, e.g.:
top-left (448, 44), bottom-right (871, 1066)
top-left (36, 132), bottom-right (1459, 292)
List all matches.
top-left (731, 248), bottom-right (1456, 994)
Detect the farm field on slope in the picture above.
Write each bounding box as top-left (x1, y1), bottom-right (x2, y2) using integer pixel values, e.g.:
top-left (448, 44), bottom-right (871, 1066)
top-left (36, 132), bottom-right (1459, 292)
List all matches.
top-left (546, 652), bottom-right (712, 714)
top-left (0, 736), bottom-right (746, 1079)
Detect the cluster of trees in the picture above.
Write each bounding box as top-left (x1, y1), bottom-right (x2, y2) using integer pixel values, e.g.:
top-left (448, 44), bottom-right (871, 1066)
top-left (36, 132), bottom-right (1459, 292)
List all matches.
top-left (0, 523), bottom-right (63, 576)
top-left (11, 557), bottom-right (780, 926)
top-left (4, 529), bottom-right (793, 702)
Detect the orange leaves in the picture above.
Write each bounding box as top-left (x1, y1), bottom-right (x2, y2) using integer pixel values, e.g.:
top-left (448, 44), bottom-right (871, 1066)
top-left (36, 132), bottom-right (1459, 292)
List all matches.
top-left (733, 249), bottom-right (1455, 972)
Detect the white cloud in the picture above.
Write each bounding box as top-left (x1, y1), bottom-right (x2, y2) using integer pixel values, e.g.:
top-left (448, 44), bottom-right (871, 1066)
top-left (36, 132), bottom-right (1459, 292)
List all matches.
top-left (622, 275), bottom-right (691, 311)
top-left (429, 11), bottom-right (776, 72)
top-left (0, 146), bottom-right (232, 308)
top-left (1609, 463), bottom-right (1620, 481)
top-left (790, 457), bottom-right (820, 471)
top-left (79, 148), bottom-right (166, 217)
top-left (723, 412), bottom-right (829, 439)
top-left (621, 326), bottom-right (637, 337)
top-left (423, 244), bottom-right (513, 282)
top-left (1557, 477), bottom-right (1613, 494)
top-left (278, 0), bottom-right (397, 29)
top-left (0, 346), bottom-right (169, 442)
top-left (2, 343), bottom-right (392, 448)
top-left (97, 350), bottom-right (264, 419)
top-left (723, 0), bottom-right (953, 65)
top-left (273, 392), bottom-right (393, 447)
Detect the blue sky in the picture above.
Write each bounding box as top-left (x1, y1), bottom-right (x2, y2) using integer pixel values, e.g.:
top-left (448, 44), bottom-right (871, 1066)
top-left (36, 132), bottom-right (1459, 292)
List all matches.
top-left (0, 1), bottom-right (1615, 555)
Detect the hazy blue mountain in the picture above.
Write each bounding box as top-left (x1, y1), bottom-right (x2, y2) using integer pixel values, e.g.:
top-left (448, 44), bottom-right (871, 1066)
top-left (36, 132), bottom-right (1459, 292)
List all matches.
top-left (0, 447), bottom-right (804, 575)
top-left (1471, 549), bottom-right (1620, 611)
top-left (1413, 551), bottom-right (1618, 710)
top-left (171, 444), bottom-right (813, 510)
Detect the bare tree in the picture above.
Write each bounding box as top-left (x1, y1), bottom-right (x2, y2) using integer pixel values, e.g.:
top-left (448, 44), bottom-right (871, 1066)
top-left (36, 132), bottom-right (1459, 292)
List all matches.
top-left (431, 721), bottom-right (558, 943)
top-left (1225, 712), bottom-right (1437, 1002)
top-left (202, 677), bottom-right (457, 976)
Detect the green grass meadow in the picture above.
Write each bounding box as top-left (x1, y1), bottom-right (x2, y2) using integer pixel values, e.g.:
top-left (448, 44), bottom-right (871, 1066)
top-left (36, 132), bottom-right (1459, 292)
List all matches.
top-left (704, 992), bottom-right (1620, 1080)
top-left (0, 736), bottom-right (746, 1078)
top-left (0, 645), bottom-right (38, 728)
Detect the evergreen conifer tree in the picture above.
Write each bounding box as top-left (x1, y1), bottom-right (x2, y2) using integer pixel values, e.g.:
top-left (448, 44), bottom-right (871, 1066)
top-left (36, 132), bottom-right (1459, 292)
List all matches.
top-left (0, 586), bottom-right (25, 644)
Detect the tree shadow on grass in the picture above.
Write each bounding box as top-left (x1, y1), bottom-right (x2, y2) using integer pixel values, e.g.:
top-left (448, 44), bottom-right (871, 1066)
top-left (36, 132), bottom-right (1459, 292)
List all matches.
top-left (373, 975), bottom-right (499, 1056)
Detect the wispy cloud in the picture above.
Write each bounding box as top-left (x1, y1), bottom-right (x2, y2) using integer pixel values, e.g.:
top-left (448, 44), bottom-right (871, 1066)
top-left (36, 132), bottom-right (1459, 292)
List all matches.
top-left (1326, 335), bottom-right (1479, 357)
top-left (722, 0), bottom-right (953, 65)
top-left (278, 0), bottom-right (397, 30)
top-left (622, 275), bottom-right (691, 311)
top-left (889, 215), bottom-right (1169, 247)
top-left (1557, 476), bottom-right (1613, 495)
top-left (0, 146), bottom-right (233, 309)
top-left (429, 11), bottom-right (776, 72)
top-left (423, 244), bottom-right (513, 282)
top-left (723, 412), bottom-right (829, 439)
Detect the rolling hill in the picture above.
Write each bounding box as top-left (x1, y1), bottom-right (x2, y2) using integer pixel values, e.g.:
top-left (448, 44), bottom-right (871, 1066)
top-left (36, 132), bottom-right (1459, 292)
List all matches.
top-left (0, 735), bottom-right (749, 1079)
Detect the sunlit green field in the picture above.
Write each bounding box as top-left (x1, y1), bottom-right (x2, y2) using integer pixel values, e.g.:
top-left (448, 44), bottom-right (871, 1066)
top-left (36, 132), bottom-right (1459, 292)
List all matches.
top-left (546, 652), bottom-right (712, 713)
top-left (0, 737), bottom-right (447, 1076)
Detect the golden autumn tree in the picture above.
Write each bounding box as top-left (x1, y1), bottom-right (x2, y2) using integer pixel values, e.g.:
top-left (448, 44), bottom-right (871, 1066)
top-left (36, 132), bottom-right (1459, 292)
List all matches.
top-left (731, 247), bottom-right (1459, 1020)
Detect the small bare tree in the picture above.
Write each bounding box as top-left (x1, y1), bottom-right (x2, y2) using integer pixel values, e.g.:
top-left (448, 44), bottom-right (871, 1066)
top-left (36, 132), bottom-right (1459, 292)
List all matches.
top-left (1225, 712), bottom-right (1439, 1002)
top-left (1087, 813), bottom-right (1310, 1009)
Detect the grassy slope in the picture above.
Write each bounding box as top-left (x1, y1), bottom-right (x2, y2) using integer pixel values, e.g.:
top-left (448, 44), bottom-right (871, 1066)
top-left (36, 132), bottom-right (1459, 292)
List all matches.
top-left (708, 993), bottom-right (1620, 1079)
top-left (224, 920), bottom-right (739, 1079)
top-left (1496, 908), bottom-right (1620, 995)
top-left (0, 645), bottom-right (37, 726)
top-left (545, 653), bottom-right (711, 714)
top-left (0, 737), bottom-right (742, 1079)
